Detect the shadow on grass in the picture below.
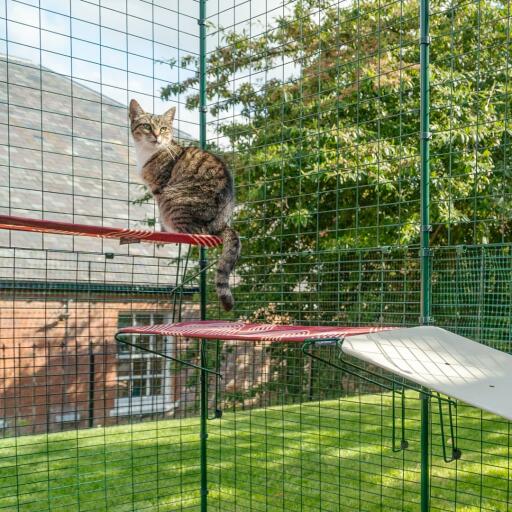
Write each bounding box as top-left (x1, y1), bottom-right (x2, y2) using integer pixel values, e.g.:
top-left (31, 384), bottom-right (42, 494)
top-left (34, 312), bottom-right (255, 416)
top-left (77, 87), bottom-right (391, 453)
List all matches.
top-left (0, 392), bottom-right (510, 511)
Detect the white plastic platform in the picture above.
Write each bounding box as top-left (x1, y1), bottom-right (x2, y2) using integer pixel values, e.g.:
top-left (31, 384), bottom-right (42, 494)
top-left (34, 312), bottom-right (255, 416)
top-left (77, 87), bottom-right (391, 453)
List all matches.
top-left (343, 326), bottom-right (512, 421)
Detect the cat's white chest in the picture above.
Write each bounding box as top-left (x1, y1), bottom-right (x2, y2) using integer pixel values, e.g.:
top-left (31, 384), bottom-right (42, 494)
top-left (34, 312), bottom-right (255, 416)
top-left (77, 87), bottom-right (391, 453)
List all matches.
top-left (134, 144), bottom-right (158, 173)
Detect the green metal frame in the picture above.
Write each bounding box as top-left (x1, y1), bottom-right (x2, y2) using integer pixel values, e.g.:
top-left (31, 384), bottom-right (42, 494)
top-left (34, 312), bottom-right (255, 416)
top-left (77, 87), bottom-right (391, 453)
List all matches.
top-left (199, 0), bottom-right (209, 509)
top-left (115, 0), bottom-right (486, 508)
top-left (3, 0), bottom-right (511, 509)
top-left (116, 0), bottom-right (214, 498)
top-left (419, 1), bottom-right (432, 510)
top-left (192, 1), bottom-right (441, 509)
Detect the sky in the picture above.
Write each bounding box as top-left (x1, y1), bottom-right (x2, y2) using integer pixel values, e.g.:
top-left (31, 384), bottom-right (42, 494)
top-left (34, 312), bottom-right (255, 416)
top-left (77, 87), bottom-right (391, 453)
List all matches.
top-left (0, 0), bottom-right (289, 140)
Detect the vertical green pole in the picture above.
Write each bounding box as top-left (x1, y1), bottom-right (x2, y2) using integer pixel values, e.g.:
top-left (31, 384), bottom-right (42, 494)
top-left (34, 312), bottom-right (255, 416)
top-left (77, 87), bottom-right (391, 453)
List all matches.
top-left (199, 247), bottom-right (208, 512)
top-left (419, 0), bottom-right (431, 511)
top-left (420, 394), bottom-right (430, 512)
top-left (199, 0), bottom-right (208, 510)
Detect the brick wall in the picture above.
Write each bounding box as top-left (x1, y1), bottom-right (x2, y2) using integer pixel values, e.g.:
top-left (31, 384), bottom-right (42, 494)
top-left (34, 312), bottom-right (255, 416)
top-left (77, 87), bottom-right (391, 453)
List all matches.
top-left (0, 293), bottom-right (199, 435)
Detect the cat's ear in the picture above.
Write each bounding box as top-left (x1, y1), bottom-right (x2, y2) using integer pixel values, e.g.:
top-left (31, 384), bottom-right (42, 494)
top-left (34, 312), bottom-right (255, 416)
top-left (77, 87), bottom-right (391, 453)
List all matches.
top-left (129, 99), bottom-right (145, 121)
top-left (163, 106), bottom-right (176, 124)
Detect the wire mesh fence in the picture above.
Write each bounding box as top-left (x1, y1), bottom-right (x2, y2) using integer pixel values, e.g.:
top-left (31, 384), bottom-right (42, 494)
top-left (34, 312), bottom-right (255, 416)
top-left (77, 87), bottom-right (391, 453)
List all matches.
top-left (0, 0), bottom-right (511, 510)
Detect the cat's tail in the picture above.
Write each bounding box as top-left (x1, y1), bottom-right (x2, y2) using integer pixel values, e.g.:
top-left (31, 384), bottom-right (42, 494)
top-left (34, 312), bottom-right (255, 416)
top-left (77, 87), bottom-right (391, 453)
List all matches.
top-left (215, 226), bottom-right (241, 311)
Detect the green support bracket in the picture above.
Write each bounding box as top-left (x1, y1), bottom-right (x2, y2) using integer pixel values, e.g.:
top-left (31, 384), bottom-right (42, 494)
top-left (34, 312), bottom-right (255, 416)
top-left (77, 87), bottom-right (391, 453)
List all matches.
top-left (302, 338), bottom-right (461, 462)
top-left (303, 338), bottom-right (405, 392)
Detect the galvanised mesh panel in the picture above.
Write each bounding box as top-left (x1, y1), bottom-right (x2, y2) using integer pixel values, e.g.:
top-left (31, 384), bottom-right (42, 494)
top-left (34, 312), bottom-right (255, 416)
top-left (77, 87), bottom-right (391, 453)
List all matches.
top-left (0, 0), bottom-right (511, 510)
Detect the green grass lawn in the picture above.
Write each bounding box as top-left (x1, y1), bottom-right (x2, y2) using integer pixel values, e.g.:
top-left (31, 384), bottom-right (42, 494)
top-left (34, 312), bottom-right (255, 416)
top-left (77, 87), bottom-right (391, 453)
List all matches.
top-left (0, 392), bottom-right (510, 511)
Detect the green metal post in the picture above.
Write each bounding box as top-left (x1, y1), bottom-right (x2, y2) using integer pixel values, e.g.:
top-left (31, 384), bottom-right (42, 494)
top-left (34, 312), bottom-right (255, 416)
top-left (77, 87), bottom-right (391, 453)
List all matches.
top-left (420, 394), bottom-right (430, 512)
top-left (199, 247), bottom-right (208, 512)
top-left (199, 0), bottom-right (208, 510)
top-left (419, 0), bottom-right (431, 510)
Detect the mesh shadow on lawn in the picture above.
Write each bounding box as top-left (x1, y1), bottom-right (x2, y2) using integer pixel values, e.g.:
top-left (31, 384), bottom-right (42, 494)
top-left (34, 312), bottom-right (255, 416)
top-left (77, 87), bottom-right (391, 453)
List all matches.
top-left (0, 393), bottom-right (510, 511)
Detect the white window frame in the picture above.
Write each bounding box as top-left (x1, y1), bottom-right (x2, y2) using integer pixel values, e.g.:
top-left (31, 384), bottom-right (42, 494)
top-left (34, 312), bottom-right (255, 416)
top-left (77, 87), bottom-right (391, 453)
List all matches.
top-left (111, 312), bottom-right (176, 416)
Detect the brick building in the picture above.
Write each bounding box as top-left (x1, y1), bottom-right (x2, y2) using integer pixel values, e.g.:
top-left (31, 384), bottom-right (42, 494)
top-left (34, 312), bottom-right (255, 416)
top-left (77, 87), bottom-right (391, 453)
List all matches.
top-left (0, 272), bottom-right (201, 435)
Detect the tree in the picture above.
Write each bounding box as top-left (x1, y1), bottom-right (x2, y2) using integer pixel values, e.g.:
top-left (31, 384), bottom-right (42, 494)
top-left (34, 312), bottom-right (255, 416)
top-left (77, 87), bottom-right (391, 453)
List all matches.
top-left (162, 0), bottom-right (512, 321)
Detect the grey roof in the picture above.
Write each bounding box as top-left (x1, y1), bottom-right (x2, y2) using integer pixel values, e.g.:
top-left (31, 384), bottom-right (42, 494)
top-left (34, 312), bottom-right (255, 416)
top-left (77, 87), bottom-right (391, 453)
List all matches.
top-left (0, 55), bottom-right (196, 286)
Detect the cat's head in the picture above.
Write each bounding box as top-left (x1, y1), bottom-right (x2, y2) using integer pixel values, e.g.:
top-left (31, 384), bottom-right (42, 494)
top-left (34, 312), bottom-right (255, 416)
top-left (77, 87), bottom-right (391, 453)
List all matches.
top-left (128, 99), bottom-right (176, 151)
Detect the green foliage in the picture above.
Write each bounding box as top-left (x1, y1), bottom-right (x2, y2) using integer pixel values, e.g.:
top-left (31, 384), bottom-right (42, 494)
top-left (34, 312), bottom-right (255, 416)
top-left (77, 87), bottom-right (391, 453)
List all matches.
top-left (162, 0), bottom-right (511, 320)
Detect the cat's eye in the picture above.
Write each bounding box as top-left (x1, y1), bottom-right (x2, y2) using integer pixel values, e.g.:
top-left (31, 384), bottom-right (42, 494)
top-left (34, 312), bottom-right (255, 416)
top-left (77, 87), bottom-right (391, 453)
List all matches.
top-left (142, 124), bottom-right (151, 130)
top-left (160, 127), bottom-right (167, 132)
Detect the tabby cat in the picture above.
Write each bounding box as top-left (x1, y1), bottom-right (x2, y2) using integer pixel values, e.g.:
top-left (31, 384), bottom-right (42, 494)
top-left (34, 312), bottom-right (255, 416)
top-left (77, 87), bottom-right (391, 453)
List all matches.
top-left (129, 99), bottom-right (241, 311)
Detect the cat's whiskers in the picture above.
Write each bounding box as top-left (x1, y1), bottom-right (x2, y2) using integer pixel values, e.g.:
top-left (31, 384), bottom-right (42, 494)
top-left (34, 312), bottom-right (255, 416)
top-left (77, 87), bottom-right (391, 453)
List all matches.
top-left (164, 144), bottom-right (179, 161)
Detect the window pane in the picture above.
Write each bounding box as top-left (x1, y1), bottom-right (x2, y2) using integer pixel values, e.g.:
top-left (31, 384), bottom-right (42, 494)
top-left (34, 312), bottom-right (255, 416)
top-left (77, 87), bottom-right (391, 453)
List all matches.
top-left (154, 335), bottom-right (165, 353)
top-left (153, 313), bottom-right (165, 324)
top-left (132, 379), bottom-right (144, 397)
top-left (115, 312), bottom-right (171, 409)
top-left (117, 314), bottom-right (132, 328)
top-left (150, 359), bottom-right (163, 374)
top-left (135, 313), bottom-right (151, 326)
top-left (134, 335), bottom-right (150, 353)
top-left (150, 378), bottom-right (162, 395)
top-left (118, 380), bottom-right (129, 398)
top-left (133, 360), bottom-right (146, 376)
top-left (118, 361), bottom-right (131, 377)
top-left (117, 341), bottom-right (131, 355)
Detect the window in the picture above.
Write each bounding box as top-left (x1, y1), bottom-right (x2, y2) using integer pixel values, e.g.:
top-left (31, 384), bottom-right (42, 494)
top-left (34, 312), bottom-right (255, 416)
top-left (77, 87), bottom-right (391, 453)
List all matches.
top-left (112, 312), bottom-right (174, 416)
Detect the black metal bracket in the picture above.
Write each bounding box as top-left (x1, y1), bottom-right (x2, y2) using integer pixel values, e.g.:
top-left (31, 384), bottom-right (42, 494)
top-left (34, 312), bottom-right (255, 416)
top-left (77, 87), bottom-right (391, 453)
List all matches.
top-left (115, 332), bottom-right (223, 377)
top-left (392, 381), bottom-right (409, 452)
top-left (302, 337), bottom-right (409, 453)
top-left (435, 391), bottom-right (461, 462)
top-left (302, 337), bottom-right (461, 462)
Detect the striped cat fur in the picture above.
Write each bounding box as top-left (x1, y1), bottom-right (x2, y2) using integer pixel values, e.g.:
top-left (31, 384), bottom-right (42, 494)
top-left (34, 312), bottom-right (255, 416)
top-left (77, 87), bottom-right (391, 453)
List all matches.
top-left (129, 99), bottom-right (241, 311)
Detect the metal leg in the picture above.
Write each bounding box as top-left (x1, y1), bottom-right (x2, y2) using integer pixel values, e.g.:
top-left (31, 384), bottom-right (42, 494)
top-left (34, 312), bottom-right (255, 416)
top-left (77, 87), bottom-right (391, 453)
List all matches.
top-left (420, 392), bottom-right (430, 512)
top-left (200, 340), bottom-right (209, 511)
top-left (199, 245), bottom-right (208, 512)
